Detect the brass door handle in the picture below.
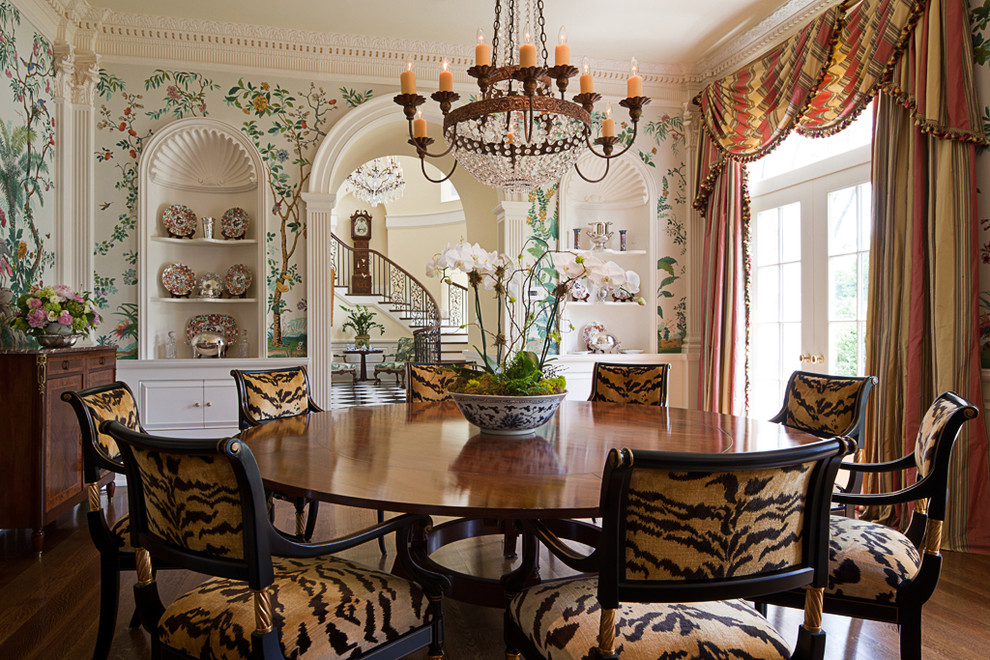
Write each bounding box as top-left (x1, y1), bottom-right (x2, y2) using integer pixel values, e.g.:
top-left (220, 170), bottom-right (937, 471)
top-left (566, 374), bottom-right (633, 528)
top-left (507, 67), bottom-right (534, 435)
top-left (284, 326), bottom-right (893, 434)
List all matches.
top-left (799, 353), bottom-right (825, 364)
top-left (205, 401), bottom-right (212, 407)
top-left (193, 401), bottom-right (202, 407)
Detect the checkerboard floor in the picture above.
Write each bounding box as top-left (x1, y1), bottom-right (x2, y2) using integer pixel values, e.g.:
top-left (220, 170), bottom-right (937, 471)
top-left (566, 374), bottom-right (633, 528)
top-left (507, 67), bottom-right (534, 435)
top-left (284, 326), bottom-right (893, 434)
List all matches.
top-left (329, 381), bottom-right (406, 408)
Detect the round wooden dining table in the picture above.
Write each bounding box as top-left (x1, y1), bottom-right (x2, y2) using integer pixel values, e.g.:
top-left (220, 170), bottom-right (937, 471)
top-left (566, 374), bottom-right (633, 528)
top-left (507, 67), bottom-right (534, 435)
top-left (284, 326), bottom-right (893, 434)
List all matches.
top-left (240, 400), bottom-right (825, 605)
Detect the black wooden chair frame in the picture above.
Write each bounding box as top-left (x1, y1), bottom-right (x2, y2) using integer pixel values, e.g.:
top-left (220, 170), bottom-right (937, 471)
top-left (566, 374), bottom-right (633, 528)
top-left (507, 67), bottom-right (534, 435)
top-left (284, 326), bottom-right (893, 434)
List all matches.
top-left (770, 370), bottom-right (878, 516)
top-left (103, 421), bottom-right (449, 660)
top-left (757, 391), bottom-right (979, 660)
top-left (231, 366), bottom-right (325, 543)
top-left (503, 438), bottom-right (854, 660)
top-left (62, 381), bottom-right (165, 660)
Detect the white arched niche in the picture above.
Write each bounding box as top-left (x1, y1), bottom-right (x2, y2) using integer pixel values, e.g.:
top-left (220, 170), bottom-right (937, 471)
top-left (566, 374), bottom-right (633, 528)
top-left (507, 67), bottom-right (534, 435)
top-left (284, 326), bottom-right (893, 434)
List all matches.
top-left (303, 95), bottom-right (499, 404)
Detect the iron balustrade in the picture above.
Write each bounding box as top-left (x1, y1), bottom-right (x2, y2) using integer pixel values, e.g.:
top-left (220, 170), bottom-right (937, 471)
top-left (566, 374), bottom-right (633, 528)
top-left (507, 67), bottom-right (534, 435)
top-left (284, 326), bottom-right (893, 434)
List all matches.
top-left (331, 233), bottom-right (441, 362)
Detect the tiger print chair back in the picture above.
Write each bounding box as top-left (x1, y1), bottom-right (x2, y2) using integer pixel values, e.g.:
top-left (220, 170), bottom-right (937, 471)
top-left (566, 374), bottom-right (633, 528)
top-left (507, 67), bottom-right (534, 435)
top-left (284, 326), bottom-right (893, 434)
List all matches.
top-left (231, 366), bottom-right (324, 543)
top-left (588, 362), bottom-right (670, 406)
top-left (771, 370), bottom-right (877, 516)
top-left (406, 362), bottom-right (464, 402)
top-left (230, 366), bottom-right (322, 430)
top-left (62, 381), bottom-right (150, 660)
top-left (103, 421), bottom-right (448, 660)
top-left (758, 391), bottom-right (979, 660)
top-left (505, 439), bottom-right (853, 660)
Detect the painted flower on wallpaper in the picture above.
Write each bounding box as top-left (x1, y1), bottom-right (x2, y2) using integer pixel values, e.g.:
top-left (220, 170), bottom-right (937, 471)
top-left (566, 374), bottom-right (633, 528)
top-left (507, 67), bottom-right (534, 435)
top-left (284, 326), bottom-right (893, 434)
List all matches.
top-left (0, 2), bottom-right (55, 299)
top-left (646, 113), bottom-right (685, 156)
top-left (524, 184), bottom-right (561, 349)
top-left (93, 69), bottom-right (219, 355)
top-left (339, 87), bottom-right (373, 107)
top-left (225, 80), bottom-right (344, 351)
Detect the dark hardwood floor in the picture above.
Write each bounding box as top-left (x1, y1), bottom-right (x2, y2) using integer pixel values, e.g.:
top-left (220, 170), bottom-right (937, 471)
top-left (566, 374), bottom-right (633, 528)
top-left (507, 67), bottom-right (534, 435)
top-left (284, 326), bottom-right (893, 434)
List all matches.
top-left (1, 488), bottom-right (988, 659)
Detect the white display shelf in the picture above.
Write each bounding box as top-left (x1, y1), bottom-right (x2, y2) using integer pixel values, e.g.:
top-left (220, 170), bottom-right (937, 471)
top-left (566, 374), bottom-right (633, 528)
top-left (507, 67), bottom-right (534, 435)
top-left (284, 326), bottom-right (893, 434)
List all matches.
top-left (567, 301), bottom-right (644, 307)
top-left (153, 297), bottom-right (258, 304)
top-left (571, 248), bottom-right (646, 255)
top-left (152, 236), bottom-right (258, 247)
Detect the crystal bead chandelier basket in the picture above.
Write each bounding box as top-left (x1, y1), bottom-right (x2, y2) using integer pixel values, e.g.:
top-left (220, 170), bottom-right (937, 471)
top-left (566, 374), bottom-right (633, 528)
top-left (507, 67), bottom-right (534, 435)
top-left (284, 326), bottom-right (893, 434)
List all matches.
top-left (342, 157), bottom-right (406, 206)
top-left (393, 0), bottom-right (650, 194)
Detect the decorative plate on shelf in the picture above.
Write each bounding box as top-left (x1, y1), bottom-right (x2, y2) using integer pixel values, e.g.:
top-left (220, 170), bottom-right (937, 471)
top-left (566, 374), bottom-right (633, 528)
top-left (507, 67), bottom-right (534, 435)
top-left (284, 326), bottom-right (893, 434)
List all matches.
top-left (582, 321), bottom-right (606, 351)
top-left (186, 313), bottom-right (238, 346)
top-left (197, 272), bottom-right (223, 299)
top-left (161, 263), bottom-right (196, 297)
top-left (224, 264), bottom-right (253, 297)
top-left (221, 207), bottom-right (249, 239)
top-left (162, 204), bottom-right (197, 238)
top-left (568, 279), bottom-right (589, 302)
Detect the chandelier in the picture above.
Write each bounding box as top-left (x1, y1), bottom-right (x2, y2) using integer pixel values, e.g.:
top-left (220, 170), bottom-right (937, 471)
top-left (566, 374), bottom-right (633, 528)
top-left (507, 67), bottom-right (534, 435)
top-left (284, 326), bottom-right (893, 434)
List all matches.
top-left (342, 157), bottom-right (406, 206)
top-left (393, 0), bottom-right (650, 194)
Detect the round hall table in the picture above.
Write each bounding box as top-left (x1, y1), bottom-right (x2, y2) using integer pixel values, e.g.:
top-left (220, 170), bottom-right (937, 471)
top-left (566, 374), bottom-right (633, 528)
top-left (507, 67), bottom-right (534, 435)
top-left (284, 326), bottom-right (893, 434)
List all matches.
top-left (239, 400), bottom-right (822, 605)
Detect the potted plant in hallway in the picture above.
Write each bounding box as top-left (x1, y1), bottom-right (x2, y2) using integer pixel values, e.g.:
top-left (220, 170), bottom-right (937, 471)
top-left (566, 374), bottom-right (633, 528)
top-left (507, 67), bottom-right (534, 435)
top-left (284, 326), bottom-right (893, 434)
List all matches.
top-left (426, 240), bottom-right (641, 435)
top-left (339, 304), bottom-right (385, 348)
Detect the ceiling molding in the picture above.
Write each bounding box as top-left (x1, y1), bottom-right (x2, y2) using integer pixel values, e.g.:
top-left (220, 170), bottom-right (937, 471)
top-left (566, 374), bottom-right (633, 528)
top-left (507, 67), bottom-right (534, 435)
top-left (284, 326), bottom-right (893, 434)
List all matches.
top-left (690, 0), bottom-right (842, 85)
top-left (385, 208), bottom-right (465, 230)
top-left (26, 0), bottom-right (838, 100)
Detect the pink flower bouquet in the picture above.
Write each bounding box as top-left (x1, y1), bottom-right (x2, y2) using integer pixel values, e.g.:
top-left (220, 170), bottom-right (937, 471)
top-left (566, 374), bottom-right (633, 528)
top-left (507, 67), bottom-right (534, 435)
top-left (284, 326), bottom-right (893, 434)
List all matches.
top-left (9, 284), bottom-right (101, 339)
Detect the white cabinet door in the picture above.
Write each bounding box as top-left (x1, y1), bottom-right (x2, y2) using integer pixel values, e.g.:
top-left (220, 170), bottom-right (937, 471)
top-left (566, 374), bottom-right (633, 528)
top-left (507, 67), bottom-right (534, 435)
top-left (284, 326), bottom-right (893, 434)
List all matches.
top-left (203, 379), bottom-right (239, 429)
top-left (140, 380), bottom-right (206, 430)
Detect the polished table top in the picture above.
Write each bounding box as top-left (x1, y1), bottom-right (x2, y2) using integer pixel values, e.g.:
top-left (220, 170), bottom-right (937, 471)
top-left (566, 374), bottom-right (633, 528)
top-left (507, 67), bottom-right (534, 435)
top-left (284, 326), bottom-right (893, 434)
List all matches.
top-left (240, 401), bottom-right (822, 520)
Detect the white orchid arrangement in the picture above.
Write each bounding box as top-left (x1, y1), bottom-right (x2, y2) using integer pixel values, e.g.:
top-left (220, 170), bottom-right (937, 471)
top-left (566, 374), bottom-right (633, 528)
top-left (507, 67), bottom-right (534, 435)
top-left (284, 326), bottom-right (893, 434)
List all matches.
top-left (428, 239), bottom-right (643, 389)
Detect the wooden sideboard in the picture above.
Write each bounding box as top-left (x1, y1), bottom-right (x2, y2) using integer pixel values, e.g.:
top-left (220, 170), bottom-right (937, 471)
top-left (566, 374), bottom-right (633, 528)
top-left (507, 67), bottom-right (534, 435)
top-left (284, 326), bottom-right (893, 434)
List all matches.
top-left (0, 346), bottom-right (116, 552)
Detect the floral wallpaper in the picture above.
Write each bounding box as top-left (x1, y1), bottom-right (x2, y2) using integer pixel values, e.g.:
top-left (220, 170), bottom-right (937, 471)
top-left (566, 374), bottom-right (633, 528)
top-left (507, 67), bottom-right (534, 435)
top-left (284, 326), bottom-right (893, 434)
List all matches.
top-left (92, 61), bottom-right (377, 357)
top-left (0, 1), bottom-right (55, 347)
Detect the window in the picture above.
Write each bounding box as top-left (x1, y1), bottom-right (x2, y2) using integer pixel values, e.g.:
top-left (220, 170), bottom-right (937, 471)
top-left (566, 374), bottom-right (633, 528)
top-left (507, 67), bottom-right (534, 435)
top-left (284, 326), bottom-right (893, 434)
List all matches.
top-left (748, 110), bottom-right (872, 418)
top-left (440, 179), bottom-right (460, 203)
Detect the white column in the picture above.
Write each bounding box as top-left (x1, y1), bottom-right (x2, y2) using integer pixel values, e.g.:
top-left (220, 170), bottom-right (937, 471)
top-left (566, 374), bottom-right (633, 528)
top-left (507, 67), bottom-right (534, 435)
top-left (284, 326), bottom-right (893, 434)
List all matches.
top-left (681, 101), bottom-right (702, 409)
top-left (72, 53), bottom-right (99, 294)
top-left (493, 200), bottom-right (531, 256)
top-left (302, 191), bottom-right (336, 408)
top-left (51, 44), bottom-right (75, 288)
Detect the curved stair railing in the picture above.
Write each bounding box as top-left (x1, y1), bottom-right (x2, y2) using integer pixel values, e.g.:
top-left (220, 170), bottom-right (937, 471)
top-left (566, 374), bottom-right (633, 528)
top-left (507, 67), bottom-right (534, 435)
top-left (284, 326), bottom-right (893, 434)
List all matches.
top-left (443, 280), bottom-right (468, 329)
top-left (331, 233), bottom-right (441, 362)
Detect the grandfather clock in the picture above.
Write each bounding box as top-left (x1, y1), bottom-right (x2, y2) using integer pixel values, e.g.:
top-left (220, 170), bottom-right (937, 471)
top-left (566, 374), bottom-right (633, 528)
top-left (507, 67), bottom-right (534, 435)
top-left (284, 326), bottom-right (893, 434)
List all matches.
top-left (350, 210), bottom-right (372, 295)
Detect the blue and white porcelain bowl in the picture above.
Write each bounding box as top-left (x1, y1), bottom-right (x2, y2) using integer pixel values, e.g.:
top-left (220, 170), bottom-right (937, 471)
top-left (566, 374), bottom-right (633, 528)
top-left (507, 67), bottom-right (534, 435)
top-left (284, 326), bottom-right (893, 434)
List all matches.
top-left (447, 391), bottom-right (567, 436)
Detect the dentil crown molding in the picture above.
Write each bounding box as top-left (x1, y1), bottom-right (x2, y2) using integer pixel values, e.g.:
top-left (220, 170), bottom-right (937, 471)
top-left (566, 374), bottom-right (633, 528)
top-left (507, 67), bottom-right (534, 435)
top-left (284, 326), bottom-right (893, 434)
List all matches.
top-left (24, 0), bottom-right (839, 100)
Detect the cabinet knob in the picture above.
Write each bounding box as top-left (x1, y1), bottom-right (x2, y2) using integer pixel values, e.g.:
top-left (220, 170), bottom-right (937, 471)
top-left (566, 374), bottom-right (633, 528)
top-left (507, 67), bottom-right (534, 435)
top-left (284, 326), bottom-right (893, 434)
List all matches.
top-left (99, 356), bottom-right (106, 365)
top-left (62, 360), bottom-right (69, 370)
top-left (193, 401), bottom-right (202, 407)
top-left (205, 401), bottom-right (212, 407)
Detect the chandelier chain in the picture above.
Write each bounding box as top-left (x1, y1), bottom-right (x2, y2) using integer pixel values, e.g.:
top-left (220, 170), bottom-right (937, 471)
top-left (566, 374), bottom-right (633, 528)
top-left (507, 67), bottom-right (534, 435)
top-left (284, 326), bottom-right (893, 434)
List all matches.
top-left (492, 0), bottom-right (501, 65)
top-left (537, 0), bottom-right (547, 66)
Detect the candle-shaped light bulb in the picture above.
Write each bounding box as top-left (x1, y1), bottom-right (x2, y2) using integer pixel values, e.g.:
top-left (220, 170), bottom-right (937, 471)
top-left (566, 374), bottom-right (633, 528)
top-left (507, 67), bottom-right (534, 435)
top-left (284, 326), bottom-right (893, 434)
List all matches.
top-left (554, 26), bottom-right (570, 66)
top-left (475, 28), bottom-right (491, 66)
top-left (413, 108), bottom-right (427, 138)
top-left (400, 60), bottom-right (416, 94)
top-left (519, 23), bottom-right (537, 67)
top-left (627, 56), bottom-right (643, 97)
top-left (602, 103), bottom-right (615, 137)
top-left (579, 56), bottom-right (594, 94)
top-left (507, 113), bottom-right (516, 144)
top-left (439, 58), bottom-right (453, 92)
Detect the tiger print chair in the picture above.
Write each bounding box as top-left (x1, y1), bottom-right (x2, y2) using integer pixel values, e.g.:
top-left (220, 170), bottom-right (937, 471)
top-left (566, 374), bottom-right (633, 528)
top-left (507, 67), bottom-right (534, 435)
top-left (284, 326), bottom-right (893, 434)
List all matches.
top-left (103, 421), bottom-right (449, 660)
top-left (231, 367), bottom-right (323, 542)
top-left (504, 439), bottom-right (853, 660)
top-left (406, 362), bottom-right (466, 402)
top-left (63, 381), bottom-right (163, 660)
top-left (588, 362), bottom-right (670, 406)
top-left (758, 391), bottom-right (979, 660)
top-left (771, 370), bottom-right (878, 516)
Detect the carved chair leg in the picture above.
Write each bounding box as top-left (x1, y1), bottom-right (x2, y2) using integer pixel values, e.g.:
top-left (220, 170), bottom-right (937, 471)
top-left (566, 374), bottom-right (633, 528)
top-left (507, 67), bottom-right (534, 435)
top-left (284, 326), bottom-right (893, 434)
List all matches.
top-left (128, 606), bottom-right (141, 629)
top-left (898, 608), bottom-right (923, 660)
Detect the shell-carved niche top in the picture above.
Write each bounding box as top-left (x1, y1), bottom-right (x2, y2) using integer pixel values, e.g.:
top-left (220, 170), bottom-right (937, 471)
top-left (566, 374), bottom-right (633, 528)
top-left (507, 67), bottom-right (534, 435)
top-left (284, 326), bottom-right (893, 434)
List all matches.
top-left (565, 152), bottom-right (648, 206)
top-left (149, 126), bottom-right (258, 192)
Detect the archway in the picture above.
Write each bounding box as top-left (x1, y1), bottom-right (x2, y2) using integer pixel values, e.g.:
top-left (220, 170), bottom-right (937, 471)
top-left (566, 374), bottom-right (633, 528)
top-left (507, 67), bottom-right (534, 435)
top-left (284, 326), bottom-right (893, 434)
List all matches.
top-left (304, 95), bottom-right (499, 404)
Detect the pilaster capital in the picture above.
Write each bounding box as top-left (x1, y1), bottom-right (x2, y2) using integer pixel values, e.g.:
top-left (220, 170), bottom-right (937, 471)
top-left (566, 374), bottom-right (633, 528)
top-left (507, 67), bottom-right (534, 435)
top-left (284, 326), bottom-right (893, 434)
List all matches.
top-left (52, 43), bottom-right (75, 100)
top-left (71, 51), bottom-right (100, 106)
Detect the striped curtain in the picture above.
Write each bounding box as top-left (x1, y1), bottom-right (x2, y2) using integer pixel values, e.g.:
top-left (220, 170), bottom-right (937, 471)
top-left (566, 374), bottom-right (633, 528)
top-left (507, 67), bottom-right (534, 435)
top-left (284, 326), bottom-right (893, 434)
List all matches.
top-left (693, 0), bottom-right (990, 550)
top-left (866, 0), bottom-right (990, 552)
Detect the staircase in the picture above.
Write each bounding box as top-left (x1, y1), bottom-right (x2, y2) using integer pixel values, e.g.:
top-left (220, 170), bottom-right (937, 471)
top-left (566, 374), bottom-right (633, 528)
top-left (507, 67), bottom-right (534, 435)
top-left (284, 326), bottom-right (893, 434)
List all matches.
top-left (331, 234), bottom-right (469, 362)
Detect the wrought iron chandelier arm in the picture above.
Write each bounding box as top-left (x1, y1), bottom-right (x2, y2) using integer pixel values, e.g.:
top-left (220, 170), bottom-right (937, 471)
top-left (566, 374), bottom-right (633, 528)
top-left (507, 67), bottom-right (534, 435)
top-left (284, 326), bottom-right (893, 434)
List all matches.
top-left (573, 158), bottom-right (611, 184)
top-left (582, 120), bottom-right (640, 160)
top-left (418, 156), bottom-right (457, 184)
top-left (406, 124), bottom-right (456, 159)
